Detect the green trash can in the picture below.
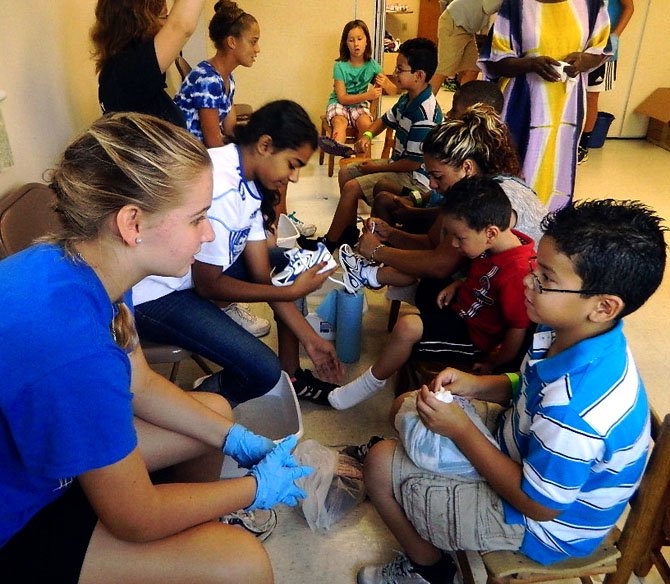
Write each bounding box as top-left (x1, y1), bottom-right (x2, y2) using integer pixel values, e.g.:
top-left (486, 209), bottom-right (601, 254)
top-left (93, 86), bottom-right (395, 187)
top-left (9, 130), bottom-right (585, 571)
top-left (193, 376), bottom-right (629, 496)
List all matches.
top-left (589, 112), bottom-right (615, 148)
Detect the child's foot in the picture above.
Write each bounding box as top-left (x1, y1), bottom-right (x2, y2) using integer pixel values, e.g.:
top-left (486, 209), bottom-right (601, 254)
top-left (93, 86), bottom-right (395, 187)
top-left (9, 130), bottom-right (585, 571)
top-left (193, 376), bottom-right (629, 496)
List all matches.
top-left (291, 368), bottom-right (337, 406)
top-left (328, 367), bottom-right (386, 410)
top-left (297, 225), bottom-right (360, 254)
top-left (338, 244), bottom-right (383, 294)
top-left (340, 435), bottom-right (384, 463)
top-left (220, 509), bottom-right (277, 542)
top-left (287, 211), bottom-right (317, 237)
top-left (358, 551), bottom-right (457, 584)
top-left (318, 136), bottom-right (356, 158)
top-left (577, 145), bottom-right (589, 164)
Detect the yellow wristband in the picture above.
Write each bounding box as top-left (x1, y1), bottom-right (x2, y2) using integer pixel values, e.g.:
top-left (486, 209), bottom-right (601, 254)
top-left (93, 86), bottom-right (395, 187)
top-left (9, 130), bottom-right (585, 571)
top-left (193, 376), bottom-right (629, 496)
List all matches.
top-left (363, 131), bottom-right (374, 140)
top-left (409, 189), bottom-right (423, 207)
top-left (504, 372), bottom-right (521, 396)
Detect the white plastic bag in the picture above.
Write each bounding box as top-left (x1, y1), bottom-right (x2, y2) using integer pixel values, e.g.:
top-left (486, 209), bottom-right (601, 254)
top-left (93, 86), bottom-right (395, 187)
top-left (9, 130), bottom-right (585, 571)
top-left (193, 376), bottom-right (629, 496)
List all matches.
top-left (293, 439), bottom-right (366, 533)
top-left (395, 394), bottom-right (499, 477)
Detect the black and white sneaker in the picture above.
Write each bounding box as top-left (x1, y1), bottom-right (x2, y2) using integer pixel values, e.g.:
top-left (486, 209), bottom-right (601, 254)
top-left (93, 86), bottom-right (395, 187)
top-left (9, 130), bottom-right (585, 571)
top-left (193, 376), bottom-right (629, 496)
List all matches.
top-left (291, 368), bottom-right (337, 406)
top-left (577, 145), bottom-right (589, 164)
top-left (340, 435), bottom-right (384, 463)
top-left (220, 508), bottom-right (277, 542)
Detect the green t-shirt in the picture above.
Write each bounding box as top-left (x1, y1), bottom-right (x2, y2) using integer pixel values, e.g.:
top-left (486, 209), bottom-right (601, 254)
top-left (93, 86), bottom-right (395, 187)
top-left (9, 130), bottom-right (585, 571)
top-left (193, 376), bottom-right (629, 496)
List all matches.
top-left (327, 59), bottom-right (382, 106)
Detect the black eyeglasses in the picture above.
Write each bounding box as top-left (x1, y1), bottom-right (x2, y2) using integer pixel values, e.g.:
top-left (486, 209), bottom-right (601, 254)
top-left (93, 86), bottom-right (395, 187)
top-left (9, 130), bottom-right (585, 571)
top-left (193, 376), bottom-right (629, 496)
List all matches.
top-left (528, 258), bottom-right (608, 296)
top-left (394, 65), bottom-right (413, 74)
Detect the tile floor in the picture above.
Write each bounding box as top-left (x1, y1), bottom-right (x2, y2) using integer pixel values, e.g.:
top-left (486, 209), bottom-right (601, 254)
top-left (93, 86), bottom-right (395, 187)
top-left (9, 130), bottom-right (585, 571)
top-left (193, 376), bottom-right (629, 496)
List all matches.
top-left (170, 90), bottom-right (670, 583)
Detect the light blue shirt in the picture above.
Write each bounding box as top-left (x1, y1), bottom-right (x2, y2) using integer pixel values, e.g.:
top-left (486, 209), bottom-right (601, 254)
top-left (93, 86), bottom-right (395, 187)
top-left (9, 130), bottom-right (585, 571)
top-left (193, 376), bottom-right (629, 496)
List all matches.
top-left (498, 322), bottom-right (650, 564)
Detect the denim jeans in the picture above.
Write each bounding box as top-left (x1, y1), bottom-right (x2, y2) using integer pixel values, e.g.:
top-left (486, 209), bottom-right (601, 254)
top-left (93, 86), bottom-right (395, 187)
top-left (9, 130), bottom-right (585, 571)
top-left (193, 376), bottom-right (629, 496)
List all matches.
top-left (135, 288), bottom-right (281, 404)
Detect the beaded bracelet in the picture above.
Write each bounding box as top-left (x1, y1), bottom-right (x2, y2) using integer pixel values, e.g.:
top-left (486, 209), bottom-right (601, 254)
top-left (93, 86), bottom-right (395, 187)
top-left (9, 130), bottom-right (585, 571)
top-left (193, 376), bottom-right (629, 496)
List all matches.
top-left (371, 243), bottom-right (386, 262)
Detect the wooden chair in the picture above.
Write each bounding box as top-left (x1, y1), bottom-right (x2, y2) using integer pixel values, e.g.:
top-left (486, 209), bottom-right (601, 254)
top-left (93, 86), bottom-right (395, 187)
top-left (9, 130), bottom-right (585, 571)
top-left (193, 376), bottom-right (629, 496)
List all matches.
top-left (319, 98), bottom-right (396, 177)
top-left (0, 182), bottom-right (212, 384)
top-left (455, 410), bottom-right (670, 584)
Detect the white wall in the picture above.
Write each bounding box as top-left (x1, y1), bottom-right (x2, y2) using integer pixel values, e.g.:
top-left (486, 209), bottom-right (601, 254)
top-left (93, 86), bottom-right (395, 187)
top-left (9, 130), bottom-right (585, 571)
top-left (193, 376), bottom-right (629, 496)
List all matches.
top-left (598, 0), bottom-right (670, 137)
top-left (0, 0), bottom-right (99, 195)
top-left (210, 0), bottom-right (377, 123)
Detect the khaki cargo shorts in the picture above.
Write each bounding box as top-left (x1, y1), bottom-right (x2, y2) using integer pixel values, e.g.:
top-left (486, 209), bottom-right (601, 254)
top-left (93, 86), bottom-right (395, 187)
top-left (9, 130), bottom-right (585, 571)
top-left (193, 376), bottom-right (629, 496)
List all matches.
top-left (392, 441), bottom-right (524, 551)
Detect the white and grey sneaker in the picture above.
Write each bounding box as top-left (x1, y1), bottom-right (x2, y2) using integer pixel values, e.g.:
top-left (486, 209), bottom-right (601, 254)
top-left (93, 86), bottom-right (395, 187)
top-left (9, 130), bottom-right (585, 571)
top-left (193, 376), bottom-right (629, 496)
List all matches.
top-left (358, 553), bottom-right (429, 584)
top-left (287, 211), bottom-right (317, 237)
top-left (222, 303), bottom-right (271, 337)
top-left (271, 242), bottom-right (337, 287)
top-left (220, 508), bottom-right (278, 542)
top-left (337, 244), bottom-right (382, 294)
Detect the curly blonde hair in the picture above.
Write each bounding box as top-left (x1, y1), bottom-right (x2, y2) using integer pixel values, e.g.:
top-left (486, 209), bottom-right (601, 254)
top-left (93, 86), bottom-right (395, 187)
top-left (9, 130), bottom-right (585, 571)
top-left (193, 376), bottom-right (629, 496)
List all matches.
top-left (422, 104), bottom-right (522, 177)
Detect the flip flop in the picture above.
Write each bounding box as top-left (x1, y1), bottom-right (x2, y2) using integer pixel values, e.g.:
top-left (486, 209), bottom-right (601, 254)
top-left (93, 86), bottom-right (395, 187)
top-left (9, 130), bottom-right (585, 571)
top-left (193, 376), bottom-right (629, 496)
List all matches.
top-left (318, 136), bottom-right (355, 158)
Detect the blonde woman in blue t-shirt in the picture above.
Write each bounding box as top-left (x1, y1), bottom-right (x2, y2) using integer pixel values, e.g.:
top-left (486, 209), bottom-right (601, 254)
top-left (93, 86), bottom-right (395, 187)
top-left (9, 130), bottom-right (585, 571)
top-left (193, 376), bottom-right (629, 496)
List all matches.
top-left (320, 20), bottom-right (396, 156)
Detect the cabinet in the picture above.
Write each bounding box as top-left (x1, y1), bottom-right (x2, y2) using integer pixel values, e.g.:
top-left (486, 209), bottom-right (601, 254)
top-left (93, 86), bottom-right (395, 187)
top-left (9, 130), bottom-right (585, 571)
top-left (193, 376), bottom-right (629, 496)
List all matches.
top-left (417, 0), bottom-right (441, 44)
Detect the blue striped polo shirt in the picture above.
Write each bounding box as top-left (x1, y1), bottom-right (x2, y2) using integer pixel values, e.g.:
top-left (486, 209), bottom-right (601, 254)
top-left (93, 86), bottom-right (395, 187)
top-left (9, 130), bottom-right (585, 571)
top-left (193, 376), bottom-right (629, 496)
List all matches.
top-left (497, 321), bottom-right (650, 564)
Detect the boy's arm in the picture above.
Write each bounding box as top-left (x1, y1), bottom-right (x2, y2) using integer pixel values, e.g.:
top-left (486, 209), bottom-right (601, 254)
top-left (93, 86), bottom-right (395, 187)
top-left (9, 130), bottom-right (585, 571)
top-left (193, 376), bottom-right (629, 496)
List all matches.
top-left (358, 232), bottom-right (465, 279)
top-left (475, 327), bottom-right (527, 374)
top-left (416, 386), bottom-right (560, 521)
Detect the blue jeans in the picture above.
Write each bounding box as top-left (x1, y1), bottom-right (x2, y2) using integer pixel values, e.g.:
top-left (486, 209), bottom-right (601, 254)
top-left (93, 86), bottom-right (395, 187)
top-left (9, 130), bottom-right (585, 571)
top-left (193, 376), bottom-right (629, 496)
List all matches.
top-left (135, 247), bottom-right (290, 404)
top-left (136, 289), bottom-right (281, 404)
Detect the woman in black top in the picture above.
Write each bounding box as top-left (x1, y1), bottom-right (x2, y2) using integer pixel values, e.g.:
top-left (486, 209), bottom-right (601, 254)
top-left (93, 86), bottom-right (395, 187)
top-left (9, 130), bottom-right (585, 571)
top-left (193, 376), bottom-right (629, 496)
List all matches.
top-left (91, 0), bottom-right (205, 127)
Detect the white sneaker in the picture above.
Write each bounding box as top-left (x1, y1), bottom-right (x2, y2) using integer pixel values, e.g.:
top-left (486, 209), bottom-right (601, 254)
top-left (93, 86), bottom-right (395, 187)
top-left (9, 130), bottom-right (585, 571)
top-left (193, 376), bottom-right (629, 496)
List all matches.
top-left (335, 244), bottom-right (382, 294)
top-left (287, 211), bottom-right (317, 237)
top-left (358, 552), bottom-right (457, 584)
top-left (271, 242), bottom-right (337, 286)
top-left (220, 509), bottom-right (277, 542)
top-left (222, 303), bottom-right (271, 337)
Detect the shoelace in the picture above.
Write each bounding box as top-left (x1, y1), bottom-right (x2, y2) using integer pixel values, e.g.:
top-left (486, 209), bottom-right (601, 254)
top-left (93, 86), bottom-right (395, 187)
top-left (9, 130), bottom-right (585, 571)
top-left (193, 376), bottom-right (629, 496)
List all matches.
top-left (287, 211), bottom-right (305, 226)
top-left (382, 553), bottom-right (415, 581)
top-left (228, 304), bottom-right (258, 323)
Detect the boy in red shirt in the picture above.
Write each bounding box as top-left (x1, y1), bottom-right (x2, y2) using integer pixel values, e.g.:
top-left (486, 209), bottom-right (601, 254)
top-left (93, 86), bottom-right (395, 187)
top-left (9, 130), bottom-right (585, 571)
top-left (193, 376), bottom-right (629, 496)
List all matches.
top-left (329, 176), bottom-right (534, 409)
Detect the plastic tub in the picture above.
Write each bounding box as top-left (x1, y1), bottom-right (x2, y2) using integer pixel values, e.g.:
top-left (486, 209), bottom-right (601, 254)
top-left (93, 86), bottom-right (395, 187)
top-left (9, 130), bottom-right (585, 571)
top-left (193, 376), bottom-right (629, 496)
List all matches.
top-left (276, 213), bottom-right (299, 248)
top-left (221, 371), bottom-right (303, 478)
top-left (589, 112), bottom-right (615, 148)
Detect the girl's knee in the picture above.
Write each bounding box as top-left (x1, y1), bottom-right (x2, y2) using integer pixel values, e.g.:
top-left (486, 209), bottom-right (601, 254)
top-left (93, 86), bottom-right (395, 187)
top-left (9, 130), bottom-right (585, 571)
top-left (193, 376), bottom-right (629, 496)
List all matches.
top-left (207, 525), bottom-right (273, 584)
top-left (190, 391), bottom-right (233, 420)
top-left (390, 391), bottom-right (414, 421)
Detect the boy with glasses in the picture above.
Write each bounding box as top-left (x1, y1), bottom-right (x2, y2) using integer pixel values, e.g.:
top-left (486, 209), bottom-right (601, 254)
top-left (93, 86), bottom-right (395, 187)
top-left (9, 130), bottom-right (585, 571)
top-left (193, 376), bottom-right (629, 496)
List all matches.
top-left (304, 37), bottom-right (443, 252)
top-left (357, 198), bottom-right (667, 584)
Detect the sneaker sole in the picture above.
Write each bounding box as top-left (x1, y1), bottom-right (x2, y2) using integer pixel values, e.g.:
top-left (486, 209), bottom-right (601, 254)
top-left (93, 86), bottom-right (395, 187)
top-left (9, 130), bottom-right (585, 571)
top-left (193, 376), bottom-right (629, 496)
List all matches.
top-left (221, 509), bottom-right (278, 542)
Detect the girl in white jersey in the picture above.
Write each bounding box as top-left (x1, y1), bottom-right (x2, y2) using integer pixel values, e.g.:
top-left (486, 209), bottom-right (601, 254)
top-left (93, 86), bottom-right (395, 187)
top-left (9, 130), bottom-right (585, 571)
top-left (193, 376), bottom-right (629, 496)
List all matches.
top-left (134, 101), bottom-right (343, 405)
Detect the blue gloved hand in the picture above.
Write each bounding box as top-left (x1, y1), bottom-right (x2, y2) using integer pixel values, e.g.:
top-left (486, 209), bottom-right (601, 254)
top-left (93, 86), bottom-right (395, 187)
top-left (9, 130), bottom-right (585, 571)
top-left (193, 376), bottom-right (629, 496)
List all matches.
top-left (247, 434), bottom-right (314, 510)
top-left (609, 33), bottom-right (619, 60)
top-left (222, 424), bottom-right (275, 468)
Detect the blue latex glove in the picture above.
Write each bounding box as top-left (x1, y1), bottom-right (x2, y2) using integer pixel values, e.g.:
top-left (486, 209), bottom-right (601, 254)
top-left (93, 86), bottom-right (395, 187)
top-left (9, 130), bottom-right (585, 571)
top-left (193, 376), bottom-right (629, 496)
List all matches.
top-left (247, 435), bottom-right (314, 510)
top-left (609, 33), bottom-right (619, 60)
top-left (222, 424), bottom-right (275, 468)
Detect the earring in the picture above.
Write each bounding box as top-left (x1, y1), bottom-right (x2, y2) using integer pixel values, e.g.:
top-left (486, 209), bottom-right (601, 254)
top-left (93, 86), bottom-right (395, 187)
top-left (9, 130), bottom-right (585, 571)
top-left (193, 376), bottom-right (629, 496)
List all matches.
top-left (135, 237), bottom-right (143, 244)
